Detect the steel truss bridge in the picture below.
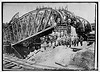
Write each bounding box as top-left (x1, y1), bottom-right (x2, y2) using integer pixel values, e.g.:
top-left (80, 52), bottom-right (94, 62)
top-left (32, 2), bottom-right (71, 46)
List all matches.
top-left (3, 7), bottom-right (92, 58)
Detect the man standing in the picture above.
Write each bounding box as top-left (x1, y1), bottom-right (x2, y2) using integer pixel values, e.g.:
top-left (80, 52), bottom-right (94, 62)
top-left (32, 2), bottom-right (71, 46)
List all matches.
top-left (79, 36), bottom-right (84, 46)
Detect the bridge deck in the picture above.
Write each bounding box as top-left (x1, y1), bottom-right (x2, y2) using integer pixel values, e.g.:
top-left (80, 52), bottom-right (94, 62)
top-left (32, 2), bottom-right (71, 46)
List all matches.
top-left (11, 25), bottom-right (55, 46)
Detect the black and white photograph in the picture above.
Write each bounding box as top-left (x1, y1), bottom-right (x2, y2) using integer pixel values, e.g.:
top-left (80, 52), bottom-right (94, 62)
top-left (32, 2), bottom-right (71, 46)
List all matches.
top-left (2, 2), bottom-right (98, 71)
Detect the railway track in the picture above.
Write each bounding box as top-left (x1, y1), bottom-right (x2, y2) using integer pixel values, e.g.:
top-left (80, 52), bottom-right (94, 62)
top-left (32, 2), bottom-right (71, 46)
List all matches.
top-left (3, 54), bottom-right (61, 71)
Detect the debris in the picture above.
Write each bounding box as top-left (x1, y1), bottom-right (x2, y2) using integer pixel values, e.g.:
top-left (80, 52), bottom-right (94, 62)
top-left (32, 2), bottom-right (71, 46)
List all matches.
top-left (70, 49), bottom-right (95, 70)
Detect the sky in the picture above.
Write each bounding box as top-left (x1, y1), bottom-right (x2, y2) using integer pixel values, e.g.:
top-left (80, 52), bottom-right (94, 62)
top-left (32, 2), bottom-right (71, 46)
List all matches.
top-left (3, 3), bottom-right (96, 23)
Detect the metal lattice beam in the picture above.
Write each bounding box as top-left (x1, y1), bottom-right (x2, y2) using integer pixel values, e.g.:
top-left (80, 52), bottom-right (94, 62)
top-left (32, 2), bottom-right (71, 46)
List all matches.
top-left (36, 10), bottom-right (47, 33)
top-left (43, 10), bottom-right (52, 30)
top-left (4, 7), bottom-right (91, 46)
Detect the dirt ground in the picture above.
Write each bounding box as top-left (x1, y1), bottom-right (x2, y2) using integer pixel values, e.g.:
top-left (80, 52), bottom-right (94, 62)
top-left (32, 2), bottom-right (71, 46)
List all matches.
top-left (27, 42), bottom-right (95, 70)
top-left (3, 41), bottom-right (95, 70)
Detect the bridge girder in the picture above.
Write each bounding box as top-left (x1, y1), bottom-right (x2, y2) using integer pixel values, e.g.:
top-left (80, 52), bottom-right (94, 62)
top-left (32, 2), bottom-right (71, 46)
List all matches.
top-left (4, 7), bottom-right (92, 46)
top-left (3, 7), bottom-right (93, 59)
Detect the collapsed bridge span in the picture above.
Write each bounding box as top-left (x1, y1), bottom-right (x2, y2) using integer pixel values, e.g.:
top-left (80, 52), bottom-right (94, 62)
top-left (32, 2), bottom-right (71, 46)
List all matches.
top-left (3, 7), bottom-right (92, 58)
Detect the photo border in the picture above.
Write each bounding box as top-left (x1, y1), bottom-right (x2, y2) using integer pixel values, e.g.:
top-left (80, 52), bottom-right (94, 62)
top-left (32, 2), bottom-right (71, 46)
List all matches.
top-left (1, 1), bottom-right (98, 71)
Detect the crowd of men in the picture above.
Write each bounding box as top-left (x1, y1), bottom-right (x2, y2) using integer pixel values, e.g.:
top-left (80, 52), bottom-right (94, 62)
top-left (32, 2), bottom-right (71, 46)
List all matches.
top-left (40, 30), bottom-right (84, 50)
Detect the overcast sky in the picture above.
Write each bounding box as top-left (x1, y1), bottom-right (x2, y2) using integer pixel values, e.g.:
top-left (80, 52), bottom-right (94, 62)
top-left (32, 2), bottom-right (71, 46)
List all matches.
top-left (3, 3), bottom-right (96, 23)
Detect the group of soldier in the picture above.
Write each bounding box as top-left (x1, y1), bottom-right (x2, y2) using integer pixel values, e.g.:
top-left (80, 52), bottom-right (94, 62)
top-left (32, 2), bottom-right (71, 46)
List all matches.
top-left (41, 30), bottom-right (84, 50)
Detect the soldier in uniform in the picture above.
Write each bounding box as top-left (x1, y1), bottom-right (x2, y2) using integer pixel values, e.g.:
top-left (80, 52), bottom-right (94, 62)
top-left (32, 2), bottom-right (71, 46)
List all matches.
top-left (76, 36), bottom-right (79, 46)
top-left (65, 35), bottom-right (71, 47)
top-left (73, 36), bottom-right (79, 46)
top-left (79, 36), bottom-right (84, 46)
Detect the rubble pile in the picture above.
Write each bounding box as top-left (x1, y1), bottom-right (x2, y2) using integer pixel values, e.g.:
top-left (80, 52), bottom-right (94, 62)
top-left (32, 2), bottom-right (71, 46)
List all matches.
top-left (70, 49), bottom-right (94, 70)
top-left (54, 46), bottom-right (75, 66)
top-left (26, 43), bottom-right (95, 70)
top-left (27, 46), bottom-right (76, 67)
